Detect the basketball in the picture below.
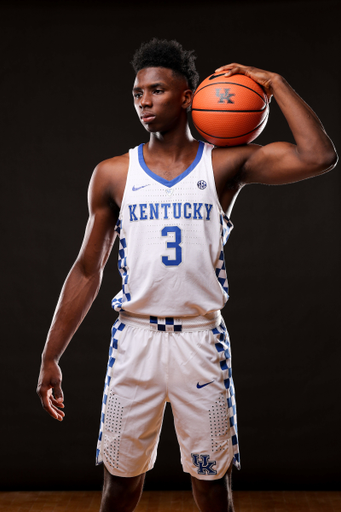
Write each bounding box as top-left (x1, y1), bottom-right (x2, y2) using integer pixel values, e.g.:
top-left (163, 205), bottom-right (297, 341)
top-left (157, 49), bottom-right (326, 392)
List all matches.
top-left (191, 73), bottom-right (269, 146)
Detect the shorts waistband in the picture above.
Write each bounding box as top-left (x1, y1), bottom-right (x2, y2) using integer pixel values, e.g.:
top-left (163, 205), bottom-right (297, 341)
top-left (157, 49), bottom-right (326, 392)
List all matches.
top-left (118, 310), bottom-right (222, 332)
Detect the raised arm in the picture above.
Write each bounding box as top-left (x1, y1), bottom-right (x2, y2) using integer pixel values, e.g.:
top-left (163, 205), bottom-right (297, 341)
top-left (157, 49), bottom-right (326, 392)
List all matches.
top-left (215, 63), bottom-right (338, 185)
top-left (36, 156), bottom-right (127, 421)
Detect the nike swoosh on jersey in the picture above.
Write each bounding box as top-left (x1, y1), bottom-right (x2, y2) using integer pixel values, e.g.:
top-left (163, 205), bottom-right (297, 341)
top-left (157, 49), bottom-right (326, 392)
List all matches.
top-left (132, 184), bottom-right (150, 191)
top-left (196, 380), bottom-right (215, 389)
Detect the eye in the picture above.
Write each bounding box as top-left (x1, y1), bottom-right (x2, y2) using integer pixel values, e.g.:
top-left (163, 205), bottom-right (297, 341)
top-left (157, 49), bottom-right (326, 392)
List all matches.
top-left (153, 88), bottom-right (163, 94)
top-left (133, 91), bottom-right (142, 99)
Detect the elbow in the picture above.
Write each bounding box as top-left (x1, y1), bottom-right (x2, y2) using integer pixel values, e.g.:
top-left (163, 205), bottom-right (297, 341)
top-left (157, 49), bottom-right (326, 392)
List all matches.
top-left (74, 258), bottom-right (102, 283)
top-left (302, 146), bottom-right (338, 177)
top-left (318, 147), bottom-right (338, 174)
top-left (329, 148), bottom-right (339, 169)
top-left (317, 136), bottom-right (338, 173)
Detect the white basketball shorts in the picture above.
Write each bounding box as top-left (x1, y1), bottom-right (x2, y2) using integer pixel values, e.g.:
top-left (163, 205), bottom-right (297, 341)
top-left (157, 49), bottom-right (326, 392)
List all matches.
top-left (96, 311), bottom-right (240, 480)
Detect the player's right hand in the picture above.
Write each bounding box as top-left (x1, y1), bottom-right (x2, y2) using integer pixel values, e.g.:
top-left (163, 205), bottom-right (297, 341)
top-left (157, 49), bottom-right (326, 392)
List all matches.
top-left (36, 360), bottom-right (65, 421)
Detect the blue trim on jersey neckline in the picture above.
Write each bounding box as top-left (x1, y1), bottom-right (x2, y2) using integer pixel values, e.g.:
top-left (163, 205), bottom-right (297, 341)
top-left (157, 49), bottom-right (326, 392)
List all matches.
top-left (138, 141), bottom-right (204, 188)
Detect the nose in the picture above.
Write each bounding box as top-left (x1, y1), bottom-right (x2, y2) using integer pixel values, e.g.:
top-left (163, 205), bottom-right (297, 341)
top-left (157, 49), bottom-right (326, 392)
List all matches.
top-left (140, 92), bottom-right (152, 109)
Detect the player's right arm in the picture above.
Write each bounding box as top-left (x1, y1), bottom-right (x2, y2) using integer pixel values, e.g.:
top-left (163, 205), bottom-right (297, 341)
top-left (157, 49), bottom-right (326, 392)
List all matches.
top-left (36, 155), bottom-right (128, 421)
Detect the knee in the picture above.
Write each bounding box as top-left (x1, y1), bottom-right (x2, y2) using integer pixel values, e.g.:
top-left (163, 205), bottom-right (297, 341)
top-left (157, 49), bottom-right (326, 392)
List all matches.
top-left (100, 468), bottom-right (145, 512)
top-left (191, 465), bottom-right (234, 512)
top-left (192, 473), bottom-right (227, 495)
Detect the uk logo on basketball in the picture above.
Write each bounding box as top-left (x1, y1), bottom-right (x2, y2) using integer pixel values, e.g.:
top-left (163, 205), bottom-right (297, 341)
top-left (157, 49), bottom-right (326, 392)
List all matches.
top-left (197, 180), bottom-right (207, 190)
top-left (191, 453), bottom-right (217, 475)
top-left (216, 88), bottom-right (235, 104)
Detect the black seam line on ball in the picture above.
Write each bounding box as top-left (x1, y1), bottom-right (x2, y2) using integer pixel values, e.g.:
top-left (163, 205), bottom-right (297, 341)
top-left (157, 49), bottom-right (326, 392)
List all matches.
top-left (192, 111), bottom-right (269, 139)
top-left (192, 108), bottom-right (267, 113)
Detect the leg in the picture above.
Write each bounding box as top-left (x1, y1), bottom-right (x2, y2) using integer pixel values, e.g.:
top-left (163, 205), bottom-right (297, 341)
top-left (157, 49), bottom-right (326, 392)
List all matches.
top-left (191, 463), bottom-right (234, 512)
top-left (99, 466), bottom-right (145, 512)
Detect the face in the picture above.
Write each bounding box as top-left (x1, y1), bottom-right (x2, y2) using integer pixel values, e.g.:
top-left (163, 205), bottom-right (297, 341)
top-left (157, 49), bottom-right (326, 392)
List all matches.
top-left (132, 67), bottom-right (192, 133)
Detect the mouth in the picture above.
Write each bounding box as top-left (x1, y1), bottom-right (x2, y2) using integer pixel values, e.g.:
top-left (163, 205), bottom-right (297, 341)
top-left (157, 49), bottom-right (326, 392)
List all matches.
top-left (141, 113), bottom-right (156, 123)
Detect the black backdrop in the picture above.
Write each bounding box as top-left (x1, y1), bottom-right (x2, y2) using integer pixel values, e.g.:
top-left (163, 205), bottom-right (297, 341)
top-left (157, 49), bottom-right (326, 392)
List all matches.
top-left (1, 0), bottom-right (340, 492)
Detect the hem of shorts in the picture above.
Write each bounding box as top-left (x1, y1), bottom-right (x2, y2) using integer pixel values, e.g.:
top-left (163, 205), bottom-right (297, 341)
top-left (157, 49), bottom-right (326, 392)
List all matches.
top-left (99, 459), bottom-right (155, 478)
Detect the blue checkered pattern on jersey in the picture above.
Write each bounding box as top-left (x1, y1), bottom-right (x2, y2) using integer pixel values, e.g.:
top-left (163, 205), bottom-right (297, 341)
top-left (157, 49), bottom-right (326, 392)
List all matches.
top-left (215, 214), bottom-right (233, 299)
top-left (96, 319), bottom-right (126, 464)
top-left (111, 219), bottom-right (130, 312)
top-left (221, 213), bottom-right (233, 245)
top-left (212, 320), bottom-right (240, 469)
top-left (150, 316), bottom-right (182, 332)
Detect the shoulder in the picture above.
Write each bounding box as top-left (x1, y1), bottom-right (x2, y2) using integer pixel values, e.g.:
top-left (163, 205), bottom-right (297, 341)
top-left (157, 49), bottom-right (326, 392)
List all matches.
top-left (212, 143), bottom-right (262, 188)
top-left (89, 152), bottom-right (130, 210)
top-left (93, 153), bottom-right (130, 183)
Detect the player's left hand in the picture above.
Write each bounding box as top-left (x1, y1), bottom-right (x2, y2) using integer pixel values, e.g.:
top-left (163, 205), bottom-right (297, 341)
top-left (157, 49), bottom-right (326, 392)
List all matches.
top-left (215, 63), bottom-right (277, 102)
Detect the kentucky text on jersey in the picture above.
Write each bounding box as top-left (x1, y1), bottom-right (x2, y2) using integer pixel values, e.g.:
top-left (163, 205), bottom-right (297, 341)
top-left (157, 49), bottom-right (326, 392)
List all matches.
top-left (128, 202), bottom-right (213, 222)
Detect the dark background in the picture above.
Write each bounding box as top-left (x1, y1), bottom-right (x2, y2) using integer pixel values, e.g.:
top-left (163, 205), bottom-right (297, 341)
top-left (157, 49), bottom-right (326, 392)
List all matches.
top-left (1, 0), bottom-right (340, 492)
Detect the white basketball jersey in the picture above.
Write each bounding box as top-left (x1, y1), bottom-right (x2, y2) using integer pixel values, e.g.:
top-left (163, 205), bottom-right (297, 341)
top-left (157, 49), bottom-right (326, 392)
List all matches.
top-left (111, 141), bottom-right (233, 317)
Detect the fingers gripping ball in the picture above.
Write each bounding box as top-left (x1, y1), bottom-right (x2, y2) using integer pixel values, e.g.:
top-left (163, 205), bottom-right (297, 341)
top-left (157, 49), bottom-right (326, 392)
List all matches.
top-left (191, 73), bottom-right (269, 146)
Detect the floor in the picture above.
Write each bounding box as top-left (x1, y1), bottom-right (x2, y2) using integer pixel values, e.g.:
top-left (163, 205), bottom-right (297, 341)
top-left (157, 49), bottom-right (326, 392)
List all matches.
top-left (0, 490), bottom-right (340, 511)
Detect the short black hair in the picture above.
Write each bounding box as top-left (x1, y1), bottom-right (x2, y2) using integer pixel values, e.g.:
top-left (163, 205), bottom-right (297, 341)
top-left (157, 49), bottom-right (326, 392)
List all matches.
top-left (131, 38), bottom-right (199, 91)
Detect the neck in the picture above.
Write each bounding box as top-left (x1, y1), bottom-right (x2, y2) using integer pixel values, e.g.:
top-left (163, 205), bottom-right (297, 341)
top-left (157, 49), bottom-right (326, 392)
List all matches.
top-left (148, 124), bottom-right (196, 155)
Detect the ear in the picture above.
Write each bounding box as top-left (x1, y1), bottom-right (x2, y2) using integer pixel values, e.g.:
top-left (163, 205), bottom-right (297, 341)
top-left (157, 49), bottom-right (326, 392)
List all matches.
top-left (182, 88), bottom-right (193, 110)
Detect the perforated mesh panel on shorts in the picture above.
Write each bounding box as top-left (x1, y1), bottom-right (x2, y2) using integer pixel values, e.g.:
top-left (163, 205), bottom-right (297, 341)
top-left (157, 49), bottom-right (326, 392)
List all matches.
top-left (103, 392), bottom-right (124, 470)
top-left (209, 393), bottom-right (229, 453)
top-left (105, 392), bottom-right (124, 433)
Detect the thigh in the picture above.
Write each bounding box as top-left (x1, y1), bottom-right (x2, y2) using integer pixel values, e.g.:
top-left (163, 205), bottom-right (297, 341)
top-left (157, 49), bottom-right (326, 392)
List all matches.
top-left (168, 322), bottom-right (240, 479)
top-left (97, 320), bottom-right (168, 477)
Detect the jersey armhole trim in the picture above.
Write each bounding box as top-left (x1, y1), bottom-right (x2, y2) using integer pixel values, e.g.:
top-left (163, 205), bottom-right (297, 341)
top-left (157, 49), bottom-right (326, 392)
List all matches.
top-left (205, 143), bottom-right (234, 229)
top-left (118, 147), bottom-right (135, 218)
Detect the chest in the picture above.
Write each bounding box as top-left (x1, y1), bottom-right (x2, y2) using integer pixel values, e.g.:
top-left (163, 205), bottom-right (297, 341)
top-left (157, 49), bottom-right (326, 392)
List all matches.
top-left (143, 159), bottom-right (194, 182)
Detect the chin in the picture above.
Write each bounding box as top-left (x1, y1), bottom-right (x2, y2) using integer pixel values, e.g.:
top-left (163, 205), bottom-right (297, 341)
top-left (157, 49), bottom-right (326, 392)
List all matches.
top-left (144, 125), bottom-right (159, 134)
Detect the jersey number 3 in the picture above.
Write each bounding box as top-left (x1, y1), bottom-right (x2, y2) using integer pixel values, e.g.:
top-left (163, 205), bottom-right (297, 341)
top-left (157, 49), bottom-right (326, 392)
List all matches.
top-left (162, 226), bottom-right (182, 266)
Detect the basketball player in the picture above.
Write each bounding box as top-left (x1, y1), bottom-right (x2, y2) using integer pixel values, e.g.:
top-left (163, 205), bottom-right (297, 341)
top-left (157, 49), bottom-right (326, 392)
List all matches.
top-left (37, 39), bottom-right (337, 512)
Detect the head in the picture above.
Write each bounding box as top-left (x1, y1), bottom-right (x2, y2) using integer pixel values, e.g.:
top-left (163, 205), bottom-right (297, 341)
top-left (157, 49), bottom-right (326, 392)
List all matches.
top-left (131, 39), bottom-right (199, 133)
top-left (131, 38), bottom-right (199, 92)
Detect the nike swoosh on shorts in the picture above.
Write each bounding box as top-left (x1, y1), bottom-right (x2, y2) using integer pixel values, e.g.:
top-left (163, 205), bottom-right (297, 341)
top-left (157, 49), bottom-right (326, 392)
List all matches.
top-left (196, 380), bottom-right (214, 389)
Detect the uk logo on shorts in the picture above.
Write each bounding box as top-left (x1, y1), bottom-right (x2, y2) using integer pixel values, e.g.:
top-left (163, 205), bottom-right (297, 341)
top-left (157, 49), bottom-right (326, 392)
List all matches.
top-left (197, 180), bottom-right (207, 190)
top-left (191, 453), bottom-right (217, 475)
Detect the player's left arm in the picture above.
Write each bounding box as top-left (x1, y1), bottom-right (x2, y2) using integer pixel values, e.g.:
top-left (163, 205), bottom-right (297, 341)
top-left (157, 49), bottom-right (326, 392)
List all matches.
top-left (215, 63), bottom-right (338, 185)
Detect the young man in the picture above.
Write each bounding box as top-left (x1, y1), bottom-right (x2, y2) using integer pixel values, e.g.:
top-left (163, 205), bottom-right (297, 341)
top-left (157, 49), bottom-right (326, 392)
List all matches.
top-left (37, 39), bottom-right (337, 512)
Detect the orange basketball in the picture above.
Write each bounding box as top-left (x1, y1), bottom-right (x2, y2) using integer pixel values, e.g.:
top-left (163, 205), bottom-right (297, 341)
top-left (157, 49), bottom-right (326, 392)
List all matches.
top-left (191, 73), bottom-right (269, 146)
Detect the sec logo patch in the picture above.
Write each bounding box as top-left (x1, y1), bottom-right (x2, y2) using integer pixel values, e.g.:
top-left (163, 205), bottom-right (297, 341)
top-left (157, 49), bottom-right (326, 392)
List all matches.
top-left (197, 180), bottom-right (207, 190)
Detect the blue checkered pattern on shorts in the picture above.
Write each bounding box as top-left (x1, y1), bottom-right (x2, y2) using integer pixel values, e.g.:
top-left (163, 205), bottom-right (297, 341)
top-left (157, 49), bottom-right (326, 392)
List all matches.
top-left (112, 219), bottom-right (130, 312)
top-left (96, 319), bottom-right (126, 464)
top-left (150, 316), bottom-right (182, 332)
top-left (215, 214), bottom-right (233, 299)
top-left (212, 320), bottom-right (240, 469)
